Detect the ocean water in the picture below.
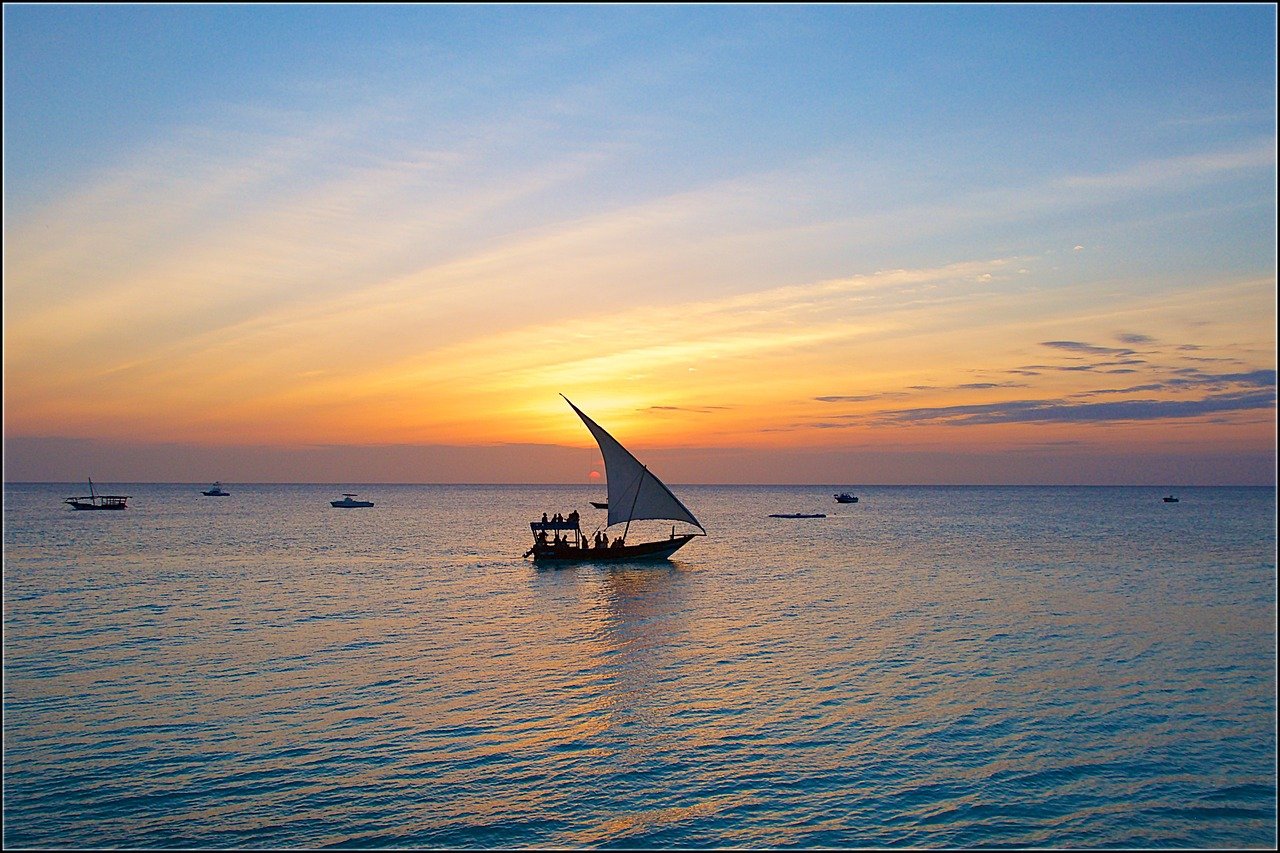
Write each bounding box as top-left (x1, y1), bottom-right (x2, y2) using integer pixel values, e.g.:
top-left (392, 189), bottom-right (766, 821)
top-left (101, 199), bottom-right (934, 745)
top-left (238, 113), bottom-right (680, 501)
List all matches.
top-left (3, 483), bottom-right (1275, 849)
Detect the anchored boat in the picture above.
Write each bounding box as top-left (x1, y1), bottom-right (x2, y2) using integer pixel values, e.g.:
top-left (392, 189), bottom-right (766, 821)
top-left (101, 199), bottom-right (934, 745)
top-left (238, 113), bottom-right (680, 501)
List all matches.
top-left (524, 396), bottom-right (705, 563)
top-left (331, 493), bottom-right (374, 508)
top-left (65, 478), bottom-right (130, 510)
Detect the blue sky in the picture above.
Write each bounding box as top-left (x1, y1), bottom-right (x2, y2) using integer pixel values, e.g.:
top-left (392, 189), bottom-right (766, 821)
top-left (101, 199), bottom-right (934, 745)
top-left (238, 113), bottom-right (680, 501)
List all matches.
top-left (4, 4), bottom-right (1276, 483)
top-left (7, 4), bottom-right (1272, 212)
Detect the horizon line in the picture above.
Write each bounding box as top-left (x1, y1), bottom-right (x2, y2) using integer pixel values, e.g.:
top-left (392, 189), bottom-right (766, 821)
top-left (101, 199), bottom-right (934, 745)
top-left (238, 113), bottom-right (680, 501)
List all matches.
top-left (5, 481), bottom-right (1274, 488)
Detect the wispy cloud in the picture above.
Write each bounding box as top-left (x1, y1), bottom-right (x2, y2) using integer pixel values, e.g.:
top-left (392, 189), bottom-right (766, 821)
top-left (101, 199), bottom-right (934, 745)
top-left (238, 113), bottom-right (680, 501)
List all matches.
top-left (814, 393), bottom-right (912, 403)
top-left (873, 389), bottom-right (1276, 426)
top-left (642, 405), bottom-right (732, 415)
top-left (1071, 369), bottom-right (1277, 397)
top-left (1040, 340), bottom-right (1139, 356)
top-left (815, 382), bottom-right (1027, 402)
top-left (803, 335), bottom-right (1276, 434)
top-left (1054, 142), bottom-right (1276, 192)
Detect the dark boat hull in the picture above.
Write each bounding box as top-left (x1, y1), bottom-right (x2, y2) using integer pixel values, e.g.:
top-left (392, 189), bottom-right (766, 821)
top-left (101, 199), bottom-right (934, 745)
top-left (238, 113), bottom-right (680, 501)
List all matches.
top-left (66, 502), bottom-right (127, 510)
top-left (531, 534), bottom-right (696, 564)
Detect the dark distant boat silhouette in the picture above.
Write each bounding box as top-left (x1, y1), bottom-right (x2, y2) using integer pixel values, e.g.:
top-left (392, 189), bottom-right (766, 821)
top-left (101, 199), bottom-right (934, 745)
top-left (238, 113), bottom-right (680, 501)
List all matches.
top-left (1163, 495), bottom-right (1180, 503)
top-left (65, 478), bottom-right (130, 510)
top-left (202, 482), bottom-right (230, 496)
top-left (590, 501), bottom-right (609, 509)
top-left (834, 493), bottom-right (859, 503)
top-left (523, 396), bottom-right (704, 563)
top-left (771, 513), bottom-right (826, 518)
top-left (331, 493), bottom-right (374, 508)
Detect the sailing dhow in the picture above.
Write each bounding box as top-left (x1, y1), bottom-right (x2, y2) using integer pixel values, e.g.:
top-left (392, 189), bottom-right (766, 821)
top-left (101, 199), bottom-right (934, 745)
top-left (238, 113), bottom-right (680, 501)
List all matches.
top-left (64, 478), bottom-right (130, 510)
top-left (524, 396), bottom-right (705, 563)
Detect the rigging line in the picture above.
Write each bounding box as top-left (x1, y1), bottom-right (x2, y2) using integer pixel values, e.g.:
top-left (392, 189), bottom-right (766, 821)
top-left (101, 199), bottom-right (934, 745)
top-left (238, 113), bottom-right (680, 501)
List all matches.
top-left (621, 465), bottom-right (645, 543)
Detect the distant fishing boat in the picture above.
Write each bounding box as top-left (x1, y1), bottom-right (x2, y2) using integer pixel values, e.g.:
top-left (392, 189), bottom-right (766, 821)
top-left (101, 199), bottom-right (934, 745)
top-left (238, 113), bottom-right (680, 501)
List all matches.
top-left (331, 493), bottom-right (374, 508)
top-left (834, 493), bottom-right (859, 503)
top-left (590, 501), bottom-right (609, 509)
top-left (1163, 495), bottom-right (1180, 503)
top-left (524, 396), bottom-right (704, 563)
top-left (64, 478), bottom-right (130, 510)
top-left (771, 513), bottom-right (827, 519)
top-left (202, 482), bottom-right (230, 496)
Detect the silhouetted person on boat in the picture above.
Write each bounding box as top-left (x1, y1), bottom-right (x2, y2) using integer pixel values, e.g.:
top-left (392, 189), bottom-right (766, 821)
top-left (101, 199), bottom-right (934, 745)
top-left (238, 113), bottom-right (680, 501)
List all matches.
top-left (542, 512), bottom-right (548, 524)
top-left (567, 510), bottom-right (579, 526)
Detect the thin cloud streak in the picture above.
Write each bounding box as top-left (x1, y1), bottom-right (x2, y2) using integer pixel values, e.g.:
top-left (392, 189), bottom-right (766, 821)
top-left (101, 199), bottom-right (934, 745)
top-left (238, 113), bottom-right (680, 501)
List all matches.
top-left (872, 389), bottom-right (1276, 426)
top-left (1055, 142), bottom-right (1275, 192)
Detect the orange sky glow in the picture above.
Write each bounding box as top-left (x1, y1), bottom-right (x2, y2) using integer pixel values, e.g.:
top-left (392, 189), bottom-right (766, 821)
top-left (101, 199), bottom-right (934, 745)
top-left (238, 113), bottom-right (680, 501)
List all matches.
top-left (3, 6), bottom-right (1275, 484)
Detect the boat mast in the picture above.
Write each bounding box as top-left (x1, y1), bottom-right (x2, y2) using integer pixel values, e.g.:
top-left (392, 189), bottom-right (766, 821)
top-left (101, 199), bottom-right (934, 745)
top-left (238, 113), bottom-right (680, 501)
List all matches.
top-left (620, 466), bottom-right (646, 543)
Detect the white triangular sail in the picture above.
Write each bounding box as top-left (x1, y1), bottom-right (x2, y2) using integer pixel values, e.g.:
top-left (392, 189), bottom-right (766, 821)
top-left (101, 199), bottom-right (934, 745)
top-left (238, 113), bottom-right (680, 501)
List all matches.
top-left (563, 396), bottom-right (704, 532)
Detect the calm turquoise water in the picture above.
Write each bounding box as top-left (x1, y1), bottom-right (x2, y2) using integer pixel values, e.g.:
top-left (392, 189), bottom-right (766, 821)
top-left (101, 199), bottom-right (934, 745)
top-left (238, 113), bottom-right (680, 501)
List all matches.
top-left (3, 483), bottom-right (1276, 848)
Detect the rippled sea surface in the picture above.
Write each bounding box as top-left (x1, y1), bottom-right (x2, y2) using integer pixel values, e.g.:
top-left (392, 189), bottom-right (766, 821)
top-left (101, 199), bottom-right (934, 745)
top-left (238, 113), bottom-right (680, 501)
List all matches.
top-left (3, 483), bottom-right (1276, 849)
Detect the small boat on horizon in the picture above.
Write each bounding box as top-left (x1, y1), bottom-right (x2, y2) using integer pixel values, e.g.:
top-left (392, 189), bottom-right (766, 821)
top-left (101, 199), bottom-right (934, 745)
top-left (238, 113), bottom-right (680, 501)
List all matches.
top-left (65, 478), bottom-right (130, 510)
top-left (202, 482), bottom-right (230, 496)
top-left (590, 501), bottom-right (609, 509)
top-left (1163, 495), bottom-right (1180, 503)
top-left (523, 396), bottom-right (704, 564)
top-left (331, 493), bottom-right (375, 508)
top-left (771, 513), bottom-right (827, 519)
top-left (834, 493), bottom-right (859, 503)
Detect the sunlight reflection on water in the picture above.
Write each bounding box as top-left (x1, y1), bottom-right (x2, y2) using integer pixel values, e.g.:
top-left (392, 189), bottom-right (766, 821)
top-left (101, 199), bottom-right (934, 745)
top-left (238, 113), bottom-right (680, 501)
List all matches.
top-left (3, 483), bottom-right (1276, 848)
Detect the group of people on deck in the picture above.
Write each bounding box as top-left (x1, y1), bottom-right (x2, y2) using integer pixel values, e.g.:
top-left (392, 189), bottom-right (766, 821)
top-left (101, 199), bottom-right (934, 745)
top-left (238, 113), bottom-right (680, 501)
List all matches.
top-left (530, 508), bottom-right (625, 555)
top-left (541, 530), bottom-right (624, 552)
top-left (592, 530), bottom-right (626, 550)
